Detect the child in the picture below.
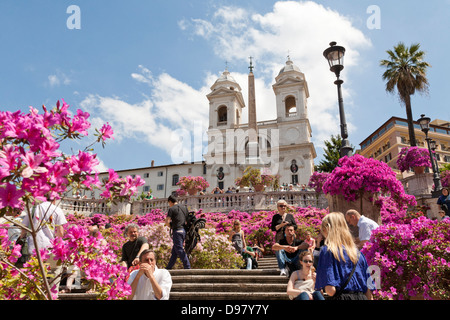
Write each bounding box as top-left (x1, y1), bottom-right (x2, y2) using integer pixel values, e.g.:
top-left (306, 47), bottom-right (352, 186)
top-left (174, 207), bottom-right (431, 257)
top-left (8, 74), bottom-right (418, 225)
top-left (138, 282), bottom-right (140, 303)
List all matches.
top-left (304, 231), bottom-right (316, 255)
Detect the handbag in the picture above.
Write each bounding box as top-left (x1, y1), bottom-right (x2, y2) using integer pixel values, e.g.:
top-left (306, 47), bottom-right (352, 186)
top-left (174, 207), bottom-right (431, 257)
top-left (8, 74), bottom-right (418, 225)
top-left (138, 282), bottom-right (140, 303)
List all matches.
top-left (330, 251), bottom-right (360, 300)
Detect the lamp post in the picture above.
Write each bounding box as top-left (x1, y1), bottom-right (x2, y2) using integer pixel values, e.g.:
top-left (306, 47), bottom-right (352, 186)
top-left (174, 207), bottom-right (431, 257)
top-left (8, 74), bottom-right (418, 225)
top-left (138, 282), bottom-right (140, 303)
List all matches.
top-left (417, 114), bottom-right (442, 197)
top-left (323, 41), bottom-right (353, 158)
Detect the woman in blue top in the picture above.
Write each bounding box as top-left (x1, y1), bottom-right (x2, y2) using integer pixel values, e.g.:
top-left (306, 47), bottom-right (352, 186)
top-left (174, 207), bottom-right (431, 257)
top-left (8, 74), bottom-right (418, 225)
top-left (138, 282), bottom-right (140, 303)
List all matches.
top-left (315, 212), bottom-right (374, 300)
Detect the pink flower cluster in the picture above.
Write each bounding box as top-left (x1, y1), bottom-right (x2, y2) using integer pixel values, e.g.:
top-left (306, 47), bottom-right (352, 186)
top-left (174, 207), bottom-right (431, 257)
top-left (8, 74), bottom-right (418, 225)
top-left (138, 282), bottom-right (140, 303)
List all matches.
top-left (0, 100), bottom-right (110, 209)
top-left (440, 170), bottom-right (450, 187)
top-left (100, 169), bottom-right (145, 201)
top-left (177, 176), bottom-right (209, 191)
top-left (0, 100), bottom-right (147, 300)
top-left (362, 216), bottom-right (450, 300)
top-left (396, 146), bottom-right (431, 172)
top-left (307, 171), bottom-right (330, 194)
top-left (322, 154), bottom-right (416, 208)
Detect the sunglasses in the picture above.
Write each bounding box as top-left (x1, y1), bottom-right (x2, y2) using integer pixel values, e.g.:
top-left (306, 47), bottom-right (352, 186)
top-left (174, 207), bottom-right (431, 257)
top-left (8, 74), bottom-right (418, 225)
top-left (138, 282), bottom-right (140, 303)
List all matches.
top-left (278, 205), bottom-right (287, 208)
top-left (302, 260), bottom-right (313, 264)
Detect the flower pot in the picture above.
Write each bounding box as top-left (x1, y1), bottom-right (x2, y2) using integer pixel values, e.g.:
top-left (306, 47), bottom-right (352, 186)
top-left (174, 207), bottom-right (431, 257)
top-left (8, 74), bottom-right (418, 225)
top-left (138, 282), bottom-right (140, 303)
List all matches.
top-left (413, 166), bottom-right (425, 175)
top-left (254, 184), bottom-right (265, 192)
top-left (187, 188), bottom-right (198, 195)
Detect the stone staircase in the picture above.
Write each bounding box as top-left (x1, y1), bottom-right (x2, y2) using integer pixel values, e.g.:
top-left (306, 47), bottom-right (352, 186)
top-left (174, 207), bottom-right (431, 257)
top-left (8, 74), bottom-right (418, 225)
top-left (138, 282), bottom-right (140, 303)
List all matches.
top-left (169, 256), bottom-right (290, 300)
top-left (58, 256), bottom-right (291, 300)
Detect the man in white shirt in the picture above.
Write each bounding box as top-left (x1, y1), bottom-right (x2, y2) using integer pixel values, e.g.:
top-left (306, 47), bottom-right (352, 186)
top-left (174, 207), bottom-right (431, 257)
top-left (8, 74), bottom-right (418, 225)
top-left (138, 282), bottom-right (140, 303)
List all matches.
top-left (127, 249), bottom-right (172, 300)
top-left (345, 209), bottom-right (379, 249)
top-left (19, 199), bottom-right (68, 294)
top-left (20, 200), bottom-right (67, 253)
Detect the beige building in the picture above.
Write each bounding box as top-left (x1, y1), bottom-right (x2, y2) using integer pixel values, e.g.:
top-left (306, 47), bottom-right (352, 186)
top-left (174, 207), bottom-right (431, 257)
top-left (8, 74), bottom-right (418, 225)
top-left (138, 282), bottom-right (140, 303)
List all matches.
top-left (88, 161), bottom-right (205, 199)
top-left (358, 116), bottom-right (450, 178)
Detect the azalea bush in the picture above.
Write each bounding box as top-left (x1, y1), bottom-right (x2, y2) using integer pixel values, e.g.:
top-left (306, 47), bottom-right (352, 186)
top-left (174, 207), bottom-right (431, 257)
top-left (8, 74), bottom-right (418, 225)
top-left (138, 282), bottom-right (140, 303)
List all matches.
top-left (307, 171), bottom-right (330, 194)
top-left (396, 146), bottom-right (431, 172)
top-left (0, 100), bottom-right (143, 300)
top-left (323, 154), bottom-right (416, 214)
top-left (362, 217), bottom-right (450, 300)
top-left (177, 176), bottom-right (209, 192)
top-left (440, 170), bottom-right (450, 188)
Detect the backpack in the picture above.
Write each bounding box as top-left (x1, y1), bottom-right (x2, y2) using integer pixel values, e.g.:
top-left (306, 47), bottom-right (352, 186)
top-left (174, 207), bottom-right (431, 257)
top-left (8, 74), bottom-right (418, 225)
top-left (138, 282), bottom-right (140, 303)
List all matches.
top-left (183, 210), bottom-right (206, 255)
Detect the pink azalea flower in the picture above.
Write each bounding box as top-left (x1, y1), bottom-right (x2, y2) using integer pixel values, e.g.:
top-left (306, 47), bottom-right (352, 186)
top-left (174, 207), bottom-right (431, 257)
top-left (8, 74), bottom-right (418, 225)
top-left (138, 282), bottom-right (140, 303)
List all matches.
top-left (0, 183), bottom-right (24, 209)
top-left (99, 122), bottom-right (114, 141)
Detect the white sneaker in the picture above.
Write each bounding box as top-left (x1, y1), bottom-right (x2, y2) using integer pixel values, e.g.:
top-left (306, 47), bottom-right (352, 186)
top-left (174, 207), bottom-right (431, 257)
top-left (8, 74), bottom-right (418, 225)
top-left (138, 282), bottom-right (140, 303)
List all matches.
top-left (280, 268), bottom-right (287, 276)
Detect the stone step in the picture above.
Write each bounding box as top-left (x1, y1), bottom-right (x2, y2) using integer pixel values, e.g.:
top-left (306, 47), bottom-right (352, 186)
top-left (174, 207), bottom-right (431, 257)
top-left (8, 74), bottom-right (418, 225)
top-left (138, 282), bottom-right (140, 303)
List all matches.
top-left (171, 274), bottom-right (288, 284)
top-left (168, 257), bottom-right (290, 300)
top-left (172, 282), bottom-right (287, 292)
top-left (169, 291), bottom-right (289, 300)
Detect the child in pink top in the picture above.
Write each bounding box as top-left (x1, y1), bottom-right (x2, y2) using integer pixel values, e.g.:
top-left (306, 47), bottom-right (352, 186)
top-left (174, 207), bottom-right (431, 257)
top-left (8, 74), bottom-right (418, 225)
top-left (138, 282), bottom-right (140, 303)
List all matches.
top-left (304, 231), bottom-right (316, 255)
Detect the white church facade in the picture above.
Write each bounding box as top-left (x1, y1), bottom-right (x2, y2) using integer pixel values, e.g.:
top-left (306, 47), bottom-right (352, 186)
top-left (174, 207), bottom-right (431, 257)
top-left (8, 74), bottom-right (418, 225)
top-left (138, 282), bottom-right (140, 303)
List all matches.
top-left (90, 58), bottom-right (316, 199)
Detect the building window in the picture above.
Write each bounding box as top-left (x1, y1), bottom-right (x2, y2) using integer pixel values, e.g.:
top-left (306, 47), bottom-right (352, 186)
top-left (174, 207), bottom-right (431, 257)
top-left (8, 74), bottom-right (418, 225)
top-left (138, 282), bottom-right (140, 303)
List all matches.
top-left (157, 184), bottom-right (164, 191)
top-left (218, 106), bottom-right (227, 124)
top-left (143, 186), bottom-right (150, 192)
top-left (285, 96), bottom-right (296, 116)
top-left (144, 173), bottom-right (150, 178)
top-left (157, 171), bottom-right (163, 177)
top-left (203, 164), bottom-right (207, 174)
top-left (172, 174), bottom-right (179, 186)
top-left (385, 153), bottom-right (392, 163)
top-left (291, 175), bottom-right (298, 185)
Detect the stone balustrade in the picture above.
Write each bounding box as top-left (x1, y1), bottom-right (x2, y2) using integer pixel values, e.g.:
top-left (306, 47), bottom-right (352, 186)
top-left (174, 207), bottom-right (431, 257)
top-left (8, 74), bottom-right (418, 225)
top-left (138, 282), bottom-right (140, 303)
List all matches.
top-left (59, 191), bottom-right (328, 216)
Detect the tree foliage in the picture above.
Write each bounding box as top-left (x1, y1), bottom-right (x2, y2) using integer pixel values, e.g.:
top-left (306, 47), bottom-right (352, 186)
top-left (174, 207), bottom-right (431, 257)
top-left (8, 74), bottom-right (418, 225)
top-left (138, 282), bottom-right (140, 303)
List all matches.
top-left (380, 42), bottom-right (431, 147)
top-left (315, 135), bottom-right (354, 173)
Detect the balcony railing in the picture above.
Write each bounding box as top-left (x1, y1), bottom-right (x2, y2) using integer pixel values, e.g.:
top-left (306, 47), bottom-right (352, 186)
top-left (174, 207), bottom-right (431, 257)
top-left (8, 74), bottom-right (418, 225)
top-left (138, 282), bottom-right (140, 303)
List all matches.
top-left (59, 191), bottom-right (328, 216)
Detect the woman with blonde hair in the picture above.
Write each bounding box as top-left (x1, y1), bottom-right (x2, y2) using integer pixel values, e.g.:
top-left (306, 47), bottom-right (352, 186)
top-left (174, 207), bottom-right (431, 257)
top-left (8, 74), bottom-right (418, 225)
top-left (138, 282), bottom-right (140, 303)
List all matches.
top-left (315, 212), bottom-right (374, 300)
top-left (230, 220), bottom-right (254, 269)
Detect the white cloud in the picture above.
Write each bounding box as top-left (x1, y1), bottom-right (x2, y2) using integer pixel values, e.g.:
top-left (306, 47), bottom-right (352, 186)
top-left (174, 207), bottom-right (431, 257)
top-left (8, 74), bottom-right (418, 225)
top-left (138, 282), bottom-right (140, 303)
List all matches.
top-left (80, 66), bottom-right (211, 163)
top-left (82, 1), bottom-right (372, 163)
top-left (181, 0), bottom-right (372, 151)
top-left (47, 70), bottom-right (72, 87)
top-left (94, 157), bottom-right (108, 172)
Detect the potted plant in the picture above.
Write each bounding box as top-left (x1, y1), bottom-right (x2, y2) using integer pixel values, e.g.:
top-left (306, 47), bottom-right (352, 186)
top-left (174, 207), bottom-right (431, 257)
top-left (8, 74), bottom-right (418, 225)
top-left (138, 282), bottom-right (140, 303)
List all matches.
top-left (396, 147), bottom-right (431, 174)
top-left (239, 167), bottom-right (279, 192)
top-left (177, 176), bottom-right (209, 195)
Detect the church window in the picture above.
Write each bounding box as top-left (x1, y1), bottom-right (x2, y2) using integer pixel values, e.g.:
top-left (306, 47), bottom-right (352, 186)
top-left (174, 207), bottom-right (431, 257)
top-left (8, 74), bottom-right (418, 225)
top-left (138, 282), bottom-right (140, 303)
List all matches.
top-left (218, 106), bottom-right (227, 124)
top-left (285, 96), bottom-right (297, 117)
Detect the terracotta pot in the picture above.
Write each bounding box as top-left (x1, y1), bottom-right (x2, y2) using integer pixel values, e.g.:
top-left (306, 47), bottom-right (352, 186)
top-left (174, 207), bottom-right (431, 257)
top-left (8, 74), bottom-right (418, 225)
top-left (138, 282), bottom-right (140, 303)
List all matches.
top-left (413, 166), bottom-right (425, 175)
top-left (187, 188), bottom-right (198, 195)
top-left (254, 184), bottom-right (265, 192)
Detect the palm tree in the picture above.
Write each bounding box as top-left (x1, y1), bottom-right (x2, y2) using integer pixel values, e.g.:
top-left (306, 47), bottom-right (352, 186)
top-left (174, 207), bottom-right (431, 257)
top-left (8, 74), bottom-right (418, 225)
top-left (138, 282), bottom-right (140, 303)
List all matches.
top-left (380, 42), bottom-right (431, 147)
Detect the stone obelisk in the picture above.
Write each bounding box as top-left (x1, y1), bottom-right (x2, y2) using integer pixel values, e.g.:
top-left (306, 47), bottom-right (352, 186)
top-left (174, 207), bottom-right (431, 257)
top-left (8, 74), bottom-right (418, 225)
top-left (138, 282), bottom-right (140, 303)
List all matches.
top-left (247, 57), bottom-right (259, 164)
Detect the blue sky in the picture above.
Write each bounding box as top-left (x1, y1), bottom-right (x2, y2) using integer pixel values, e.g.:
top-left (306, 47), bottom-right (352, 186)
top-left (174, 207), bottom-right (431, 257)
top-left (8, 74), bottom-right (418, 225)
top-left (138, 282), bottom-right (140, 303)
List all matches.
top-left (1, 0), bottom-right (449, 172)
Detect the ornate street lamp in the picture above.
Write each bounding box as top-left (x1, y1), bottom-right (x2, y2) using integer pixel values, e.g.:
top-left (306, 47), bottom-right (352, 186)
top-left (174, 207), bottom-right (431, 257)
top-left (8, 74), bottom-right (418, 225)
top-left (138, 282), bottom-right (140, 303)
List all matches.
top-left (417, 114), bottom-right (442, 197)
top-left (323, 41), bottom-right (352, 158)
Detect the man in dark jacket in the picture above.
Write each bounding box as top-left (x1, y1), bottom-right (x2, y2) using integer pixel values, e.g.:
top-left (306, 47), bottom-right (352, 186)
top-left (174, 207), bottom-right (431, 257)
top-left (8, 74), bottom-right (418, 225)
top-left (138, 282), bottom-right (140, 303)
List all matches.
top-left (165, 195), bottom-right (191, 269)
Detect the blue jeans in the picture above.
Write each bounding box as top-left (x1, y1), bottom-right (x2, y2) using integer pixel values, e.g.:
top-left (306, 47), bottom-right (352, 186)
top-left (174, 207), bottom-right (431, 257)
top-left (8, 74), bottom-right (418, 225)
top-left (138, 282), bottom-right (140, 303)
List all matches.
top-left (275, 249), bottom-right (301, 271)
top-left (294, 291), bottom-right (325, 300)
top-left (167, 228), bottom-right (191, 269)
